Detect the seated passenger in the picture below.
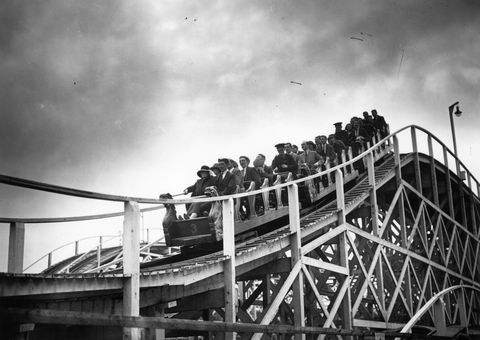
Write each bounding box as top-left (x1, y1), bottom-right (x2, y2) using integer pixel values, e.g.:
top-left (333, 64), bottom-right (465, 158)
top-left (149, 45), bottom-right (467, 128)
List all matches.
top-left (298, 140), bottom-right (322, 175)
top-left (328, 134), bottom-right (347, 163)
top-left (362, 111), bottom-right (376, 142)
top-left (315, 135), bottom-right (337, 166)
top-left (253, 153), bottom-right (274, 185)
top-left (238, 156), bottom-right (262, 219)
top-left (285, 142), bottom-right (299, 165)
top-left (211, 161), bottom-right (237, 196)
top-left (219, 158), bottom-right (243, 186)
top-left (334, 122), bottom-right (349, 146)
top-left (292, 144), bottom-right (299, 154)
top-left (183, 165), bottom-right (215, 218)
top-left (371, 109), bottom-right (389, 138)
top-left (239, 156), bottom-right (261, 190)
top-left (271, 143), bottom-right (298, 179)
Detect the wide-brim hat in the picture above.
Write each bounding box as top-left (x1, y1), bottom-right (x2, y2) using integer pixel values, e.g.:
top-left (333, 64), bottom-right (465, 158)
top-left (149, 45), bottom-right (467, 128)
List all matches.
top-left (196, 165), bottom-right (211, 177)
top-left (211, 162), bottom-right (224, 172)
top-left (275, 143), bottom-right (285, 149)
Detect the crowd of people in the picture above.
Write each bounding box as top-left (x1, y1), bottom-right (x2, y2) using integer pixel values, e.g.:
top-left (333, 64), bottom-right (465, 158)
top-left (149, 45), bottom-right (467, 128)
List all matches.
top-left (182, 109), bottom-right (389, 219)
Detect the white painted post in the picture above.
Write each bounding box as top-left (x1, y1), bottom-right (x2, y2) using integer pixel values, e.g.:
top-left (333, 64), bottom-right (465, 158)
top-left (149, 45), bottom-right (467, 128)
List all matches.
top-left (433, 298), bottom-right (447, 336)
top-left (335, 169), bottom-right (352, 336)
top-left (411, 127), bottom-right (423, 194)
top-left (288, 183), bottom-right (305, 340)
top-left (123, 201), bottom-right (141, 340)
top-left (222, 198), bottom-right (236, 340)
top-left (8, 222), bottom-right (25, 273)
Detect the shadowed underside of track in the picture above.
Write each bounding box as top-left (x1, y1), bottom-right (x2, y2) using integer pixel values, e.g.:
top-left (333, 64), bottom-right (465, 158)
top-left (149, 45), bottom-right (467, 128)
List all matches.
top-left (1, 141), bottom-right (480, 339)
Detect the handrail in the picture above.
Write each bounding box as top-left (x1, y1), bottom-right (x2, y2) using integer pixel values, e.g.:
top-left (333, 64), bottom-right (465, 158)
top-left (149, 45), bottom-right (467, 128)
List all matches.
top-left (0, 205), bottom-right (164, 224)
top-left (0, 125), bottom-right (477, 209)
top-left (23, 234), bottom-right (120, 272)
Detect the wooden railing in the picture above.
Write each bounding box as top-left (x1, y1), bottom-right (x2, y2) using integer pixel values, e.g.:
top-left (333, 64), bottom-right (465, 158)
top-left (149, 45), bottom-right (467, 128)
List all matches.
top-left (1, 125), bottom-right (479, 340)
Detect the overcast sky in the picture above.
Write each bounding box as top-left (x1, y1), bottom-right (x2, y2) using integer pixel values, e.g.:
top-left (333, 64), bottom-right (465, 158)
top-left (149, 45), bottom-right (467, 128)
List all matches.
top-left (1, 0), bottom-right (479, 271)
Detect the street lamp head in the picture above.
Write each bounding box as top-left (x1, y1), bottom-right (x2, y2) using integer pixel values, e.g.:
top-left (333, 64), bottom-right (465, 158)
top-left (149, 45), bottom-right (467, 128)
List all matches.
top-left (454, 106), bottom-right (462, 117)
top-left (449, 101), bottom-right (460, 115)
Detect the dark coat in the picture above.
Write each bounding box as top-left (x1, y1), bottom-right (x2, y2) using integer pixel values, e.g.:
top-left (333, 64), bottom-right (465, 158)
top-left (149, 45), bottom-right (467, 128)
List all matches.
top-left (214, 171), bottom-right (237, 196)
top-left (316, 143), bottom-right (336, 163)
top-left (186, 176), bottom-right (215, 197)
top-left (255, 165), bottom-right (274, 185)
top-left (271, 154), bottom-right (298, 174)
top-left (241, 166), bottom-right (262, 190)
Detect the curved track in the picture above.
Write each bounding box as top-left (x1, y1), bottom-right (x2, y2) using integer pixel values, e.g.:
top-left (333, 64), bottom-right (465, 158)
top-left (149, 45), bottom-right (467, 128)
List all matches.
top-left (1, 126), bottom-right (480, 339)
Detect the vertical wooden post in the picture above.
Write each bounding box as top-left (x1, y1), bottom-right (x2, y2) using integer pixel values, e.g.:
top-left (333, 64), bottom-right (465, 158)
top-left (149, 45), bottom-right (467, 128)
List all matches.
top-left (427, 136), bottom-right (440, 206)
top-left (335, 169), bottom-right (352, 335)
top-left (347, 147), bottom-right (353, 174)
top-left (443, 146), bottom-right (455, 219)
top-left (8, 222), bottom-right (25, 273)
top-left (367, 153), bottom-right (385, 310)
top-left (155, 307), bottom-right (165, 340)
top-left (433, 298), bottom-right (447, 336)
top-left (287, 183), bottom-right (305, 340)
top-left (393, 136), bottom-right (413, 314)
top-left (467, 173), bottom-right (477, 236)
top-left (457, 289), bottom-right (468, 330)
top-left (411, 127), bottom-right (423, 194)
top-left (222, 198), bottom-right (236, 340)
top-left (123, 201), bottom-right (141, 340)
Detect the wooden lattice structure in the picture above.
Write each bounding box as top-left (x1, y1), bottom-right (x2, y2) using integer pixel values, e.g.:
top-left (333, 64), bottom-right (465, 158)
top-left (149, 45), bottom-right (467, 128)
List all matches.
top-left (1, 125), bottom-right (480, 339)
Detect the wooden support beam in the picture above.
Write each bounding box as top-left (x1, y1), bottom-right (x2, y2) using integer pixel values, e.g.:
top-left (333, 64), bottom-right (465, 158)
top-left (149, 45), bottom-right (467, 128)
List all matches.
top-left (8, 222), bottom-right (25, 273)
top-left (123, 201), bottom-right (141, 340)
top-left (427, 135), bottom-right (440, 206)
top-left (393, 138), bottom-right (413, 315)
top-left (252, 261), bottom-right (302, 340)
top-left (222, 198), bottom-right (236, 340)
top-left (288, 183), bottom-right (305, 340)
top-left (367, 152), bottom-right (385, 310)
top-left (0, 307), bottom-right (373, 337)
top-left (335, 169), bottom-right (353, 336)
top-left (411, 127), bottom-right (423, 194)
top-left (443, 146), bottom-right (455, 219)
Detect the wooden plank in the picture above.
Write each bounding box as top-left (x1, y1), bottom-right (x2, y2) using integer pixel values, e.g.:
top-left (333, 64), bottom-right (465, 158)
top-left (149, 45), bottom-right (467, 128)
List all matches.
top-left (301, 224), bottom-right (347, 255)
top-left (411, 127), bottom-right (423, 194)
top-left (288, 183), bottom-right (305, 340)
top-left (123, 201), bottom-right (141, 340)
top-left (302, 256), bottom-right (348, 276)
top-left (0, 307), bottom-right (372, 336)
top-left (443, 146), bottom-right (455, 218)
top-left (8, 222), bottom-right (25, 273)
top-left (222, 198), bottom-right (236, 340)
top-left (427, 135), bottom-right (440, 206)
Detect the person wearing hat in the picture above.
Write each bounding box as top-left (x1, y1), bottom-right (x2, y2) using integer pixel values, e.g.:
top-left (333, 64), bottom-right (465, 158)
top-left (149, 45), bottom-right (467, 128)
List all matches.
top-left (183, 165), bottom-right (216, 218)
top-left (315, 135), bottom-right (337, 166)
top-left (333, 122), bottom-right (349, 146)
top-left (212, 161), bottom-right (237, 196)
top-left (371, 109), bottom-right (388, 138)
top-left (271, 143), bottom-right (298, 178)
top-left (253, 154), bottom-right (274, 185)
top-left (239, 156), bottom-right (261, 190)
top-left (328, 134), bottom-right (347, 163)
top-left (298, 140), bottom-right (323, 175)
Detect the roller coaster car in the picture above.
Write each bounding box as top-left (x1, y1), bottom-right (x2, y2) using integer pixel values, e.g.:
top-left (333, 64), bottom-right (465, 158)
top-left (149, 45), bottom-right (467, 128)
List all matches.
top-left (161, 187), bottom-right (223, 247)
top-left (164, 217), bottom-right (219, 247)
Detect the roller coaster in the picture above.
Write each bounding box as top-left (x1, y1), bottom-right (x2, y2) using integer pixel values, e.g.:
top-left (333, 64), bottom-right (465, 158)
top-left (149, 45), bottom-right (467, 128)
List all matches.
top-left (1, 125), bottom-right (480, 340)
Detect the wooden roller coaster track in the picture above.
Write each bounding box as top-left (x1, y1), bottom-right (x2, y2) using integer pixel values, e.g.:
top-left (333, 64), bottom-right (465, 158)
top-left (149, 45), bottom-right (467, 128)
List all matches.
top-left (1, 125), bottom-right (480, 340)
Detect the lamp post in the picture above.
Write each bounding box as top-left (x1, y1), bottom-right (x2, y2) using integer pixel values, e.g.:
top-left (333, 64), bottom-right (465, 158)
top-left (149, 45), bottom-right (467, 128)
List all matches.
top-left (448, 101), bottom-right (462, 177)
top-left (448, 101), bottom-right (462, 158)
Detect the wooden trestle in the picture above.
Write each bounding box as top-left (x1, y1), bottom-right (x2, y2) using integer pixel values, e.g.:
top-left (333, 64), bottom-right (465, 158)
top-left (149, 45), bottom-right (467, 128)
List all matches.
top-left (1, 125), bottom-right (480, 340)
